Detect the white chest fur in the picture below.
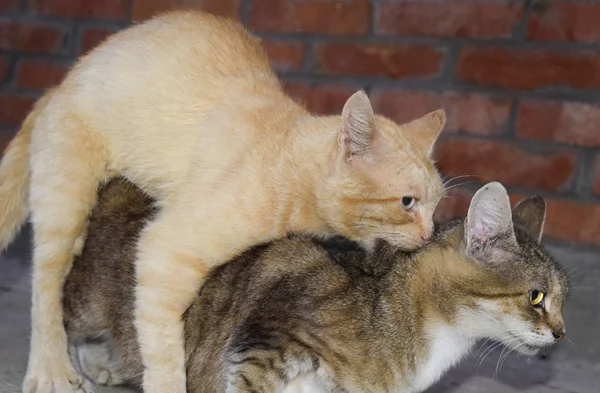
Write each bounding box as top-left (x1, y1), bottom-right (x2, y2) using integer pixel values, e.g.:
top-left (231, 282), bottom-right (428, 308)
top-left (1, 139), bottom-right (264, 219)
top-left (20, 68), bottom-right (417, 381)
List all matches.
top-left (409, 323), bottom-right (473, 392)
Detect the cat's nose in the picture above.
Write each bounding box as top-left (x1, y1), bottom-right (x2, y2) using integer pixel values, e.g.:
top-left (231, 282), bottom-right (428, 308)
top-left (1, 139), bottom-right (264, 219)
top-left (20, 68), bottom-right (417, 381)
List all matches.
top-left (552, 328), bottom-right (566, 341)
top-left (421, 234), bottom-right (430, 242)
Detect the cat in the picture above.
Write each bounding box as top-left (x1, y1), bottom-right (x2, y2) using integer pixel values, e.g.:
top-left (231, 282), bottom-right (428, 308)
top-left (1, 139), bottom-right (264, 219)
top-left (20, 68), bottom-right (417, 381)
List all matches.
top-left (61, 177), bottom-right (569, 393)
top-left (0, 10), bottom-right (447, 393)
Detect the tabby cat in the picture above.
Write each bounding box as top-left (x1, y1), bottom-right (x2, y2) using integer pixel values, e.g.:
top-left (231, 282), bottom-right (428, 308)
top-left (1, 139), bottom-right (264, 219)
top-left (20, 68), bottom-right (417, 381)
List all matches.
top-left (62, 178), bottom-right (569, 393)
top-left (0, 10), bottom-right (446, 393)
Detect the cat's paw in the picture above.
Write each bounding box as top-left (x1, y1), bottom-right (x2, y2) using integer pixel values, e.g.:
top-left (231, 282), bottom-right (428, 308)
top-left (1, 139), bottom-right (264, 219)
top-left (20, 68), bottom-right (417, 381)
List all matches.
top-left (76, 342), bottom-right (124, 387)
top-left (22, 356), bottom-right (84, 393)
top-left (75, 379), bottom-right (97, 393)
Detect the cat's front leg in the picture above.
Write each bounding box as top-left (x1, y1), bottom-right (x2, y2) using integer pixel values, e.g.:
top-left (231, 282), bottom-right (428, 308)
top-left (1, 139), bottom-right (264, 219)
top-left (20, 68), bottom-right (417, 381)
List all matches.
top-left (134, 209), bottom-right (211, 393)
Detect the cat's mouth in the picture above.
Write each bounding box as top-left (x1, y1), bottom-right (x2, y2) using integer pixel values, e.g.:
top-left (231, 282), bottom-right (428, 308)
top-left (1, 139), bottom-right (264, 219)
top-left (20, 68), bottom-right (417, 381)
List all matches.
top-left (518, 343), bottom-right (543, 355)
top-left (505, 337), bottom-right (544, 355)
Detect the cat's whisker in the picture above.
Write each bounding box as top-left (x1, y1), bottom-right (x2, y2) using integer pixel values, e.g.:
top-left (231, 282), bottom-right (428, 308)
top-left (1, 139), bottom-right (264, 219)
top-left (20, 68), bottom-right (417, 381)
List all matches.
top-left (493, 347), bottom-right (504, 379)
top-left (440, 195), bottom-right (459, 202)
top-left (357, 211), bottom-right (368, 227)
top-left (477, 340), bottom-right (507, 371)
top-left (444, 181), bottom-right (474, 192)
top-left (498, 344), bottom-right (523, 378)
top-left (495, 342), bottom-right (519, 379)
top-left (567, 273), bottom-right (586, 284)
top-left (566, 268), bottom-right (584, 281)
top-left (565, 336), bottom-right (576, 348)
top-left (475, 338), bottom-right (493, 358)
top-left (442, 174), bottom-right (479, 188)
top-left (494, 345), bottom-right (509, 379)
top-left (478, 334), bottom-right (522, 372)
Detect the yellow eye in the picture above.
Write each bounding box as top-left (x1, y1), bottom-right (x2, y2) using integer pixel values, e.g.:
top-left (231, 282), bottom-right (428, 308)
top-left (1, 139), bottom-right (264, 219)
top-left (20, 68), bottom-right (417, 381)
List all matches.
top-left (529, 290), bottom-right (545, 306)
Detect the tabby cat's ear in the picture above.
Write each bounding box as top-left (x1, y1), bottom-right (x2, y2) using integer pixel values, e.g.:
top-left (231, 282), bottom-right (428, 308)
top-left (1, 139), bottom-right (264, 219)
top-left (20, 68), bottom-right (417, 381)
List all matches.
top-left (465, 182), bottom-right (517, 261)
top-left (402, 109), bottom-right (446, 157)
top-left (512, 196), bottom-right (546, 243)
top-left (340, 90), bottom-right (378, 159)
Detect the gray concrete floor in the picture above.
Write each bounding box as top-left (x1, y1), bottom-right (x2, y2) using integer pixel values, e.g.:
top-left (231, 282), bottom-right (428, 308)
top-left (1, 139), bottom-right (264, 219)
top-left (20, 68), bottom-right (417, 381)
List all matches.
top-left (1, 228), bottom-right (599, 393)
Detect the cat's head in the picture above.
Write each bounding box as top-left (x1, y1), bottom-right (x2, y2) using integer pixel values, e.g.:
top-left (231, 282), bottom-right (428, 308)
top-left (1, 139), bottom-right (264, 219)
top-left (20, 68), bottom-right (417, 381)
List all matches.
top-left (453, 182), bottom-right (569, 355)
top-left (318, 91), bottom-right (445, 250)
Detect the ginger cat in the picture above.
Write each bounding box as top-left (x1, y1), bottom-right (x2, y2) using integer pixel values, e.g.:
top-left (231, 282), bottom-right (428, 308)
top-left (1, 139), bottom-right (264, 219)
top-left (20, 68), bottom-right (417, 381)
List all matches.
top-left (0, 11), bottom-right (446, 393)
top-left (62, 178), bottom-right (569, 393)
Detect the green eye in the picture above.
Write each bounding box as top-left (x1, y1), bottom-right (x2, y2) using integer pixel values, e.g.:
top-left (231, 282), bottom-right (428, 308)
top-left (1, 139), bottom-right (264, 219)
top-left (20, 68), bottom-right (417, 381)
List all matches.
top-left (529, 290), bottom-right (544, 306)
top-left (401, 196), bottom-right (415, 210)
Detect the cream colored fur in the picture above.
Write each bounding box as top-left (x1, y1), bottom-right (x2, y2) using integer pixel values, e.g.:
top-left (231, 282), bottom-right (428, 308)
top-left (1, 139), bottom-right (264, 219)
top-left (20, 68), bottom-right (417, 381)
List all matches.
top-left (0, 11), bottom-right (446, 393)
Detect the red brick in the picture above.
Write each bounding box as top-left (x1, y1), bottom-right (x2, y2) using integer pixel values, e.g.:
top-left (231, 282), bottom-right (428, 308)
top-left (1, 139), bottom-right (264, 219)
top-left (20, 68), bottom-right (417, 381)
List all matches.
top-left (371, 90), bottom-right (512, 135)
top-left (528, 2), bottom-right (600, 43)
top-left (248, 0), bottom-right (370, 35)
top-left (315, 43), bottom-right (444, 79)
top-left (262, 40), bottom-right (305, 72)
top-left (0, 95), bottom-right (35, 127)
top-left (30, 0), bottom-right (129, 19)
top-left (437, 187), bottom-right (600, 246)
top-left (538, 199), bottom-right (600, 246)
top-left (434, 186), bottom-right (473, 223)
top-left (188, 0), bottom-right (240, 19)
top-left (456, 48), bottom-right (600, 90)
top-left (283, 82), bottom-right (356, 115)
top-left (435, 139), bottom-right (576, 192)
top-left (0, 21), bottom-right (66, 53)
top-left (0, 56), bottom-right (7, 84)
top-left (16, 60), bottom-right (69, 90)
top-left (79, 27), bottom-right (116, 54)
top-left (0, 130), bottom-right (18, 157)
top-left (132, 0), bottom-right (178, 20)
top-left (508, 193), bottom-right (600, 246)
top-left (0, 0), bottom-right (20, 13)
top-left (376, 1), bottom-right (523, 39)
top-left (132, 0), bottom-right (241, 21)
top-left (516, 100), bottom-right (600, 147)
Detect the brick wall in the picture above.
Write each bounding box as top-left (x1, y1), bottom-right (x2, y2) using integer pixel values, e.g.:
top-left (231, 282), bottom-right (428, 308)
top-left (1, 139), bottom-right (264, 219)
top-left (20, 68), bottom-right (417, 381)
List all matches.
top-left (1, 0), bottom-right (599, 248)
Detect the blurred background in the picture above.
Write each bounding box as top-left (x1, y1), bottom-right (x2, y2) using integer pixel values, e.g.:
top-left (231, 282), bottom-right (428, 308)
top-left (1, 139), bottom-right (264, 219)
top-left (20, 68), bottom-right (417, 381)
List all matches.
top-left (0, 1), bottom-right (599, 393)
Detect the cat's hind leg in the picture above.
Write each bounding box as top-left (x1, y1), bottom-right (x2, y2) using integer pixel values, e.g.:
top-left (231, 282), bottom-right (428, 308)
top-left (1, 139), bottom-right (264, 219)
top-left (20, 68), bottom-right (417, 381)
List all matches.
top-left (23, 114), bottom-right (109, 393)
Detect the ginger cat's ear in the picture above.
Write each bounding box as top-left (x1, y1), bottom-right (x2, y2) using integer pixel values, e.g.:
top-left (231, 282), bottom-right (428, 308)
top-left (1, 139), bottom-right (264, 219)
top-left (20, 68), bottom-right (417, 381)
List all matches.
top-left (465, 182), bottom-right (517, 261)
top-left (402, 109), bottom-right (446, 157)
top-left (512, 196), bottom-right (547, 243)
top-left (339, 90), bottom-right (378, 160)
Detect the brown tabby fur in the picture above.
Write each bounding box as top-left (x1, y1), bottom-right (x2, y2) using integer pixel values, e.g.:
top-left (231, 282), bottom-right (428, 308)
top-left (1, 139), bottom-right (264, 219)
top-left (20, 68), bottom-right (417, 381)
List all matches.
top-left (63, 178), bottom-right (569, 393)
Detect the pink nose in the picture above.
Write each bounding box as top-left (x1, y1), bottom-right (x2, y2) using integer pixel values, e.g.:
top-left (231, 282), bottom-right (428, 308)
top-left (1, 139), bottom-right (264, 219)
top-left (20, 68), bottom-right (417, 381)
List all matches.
top-left (552, 329), bottom-right (566, 341)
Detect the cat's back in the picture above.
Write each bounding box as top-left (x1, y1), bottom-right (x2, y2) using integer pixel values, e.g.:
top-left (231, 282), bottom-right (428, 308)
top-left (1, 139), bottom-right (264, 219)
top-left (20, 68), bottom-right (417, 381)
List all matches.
top-left (43, 10), bottom-right (293, 185)
top-left (56, 10), bottom-right (283, 145)
top-left (75, 10), bottom-right (275, 90)
top-left (184, 235), bottom-right (391, 391)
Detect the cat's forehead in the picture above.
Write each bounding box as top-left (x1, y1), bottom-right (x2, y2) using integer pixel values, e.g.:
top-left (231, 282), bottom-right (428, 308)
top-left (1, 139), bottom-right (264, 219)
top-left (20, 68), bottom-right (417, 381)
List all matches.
top-left (368, 158), bottom-right (442, 200)
top-left (501, 228), bottom-right (569, 296)
top-left (373, 120), bottom-right (443, 194)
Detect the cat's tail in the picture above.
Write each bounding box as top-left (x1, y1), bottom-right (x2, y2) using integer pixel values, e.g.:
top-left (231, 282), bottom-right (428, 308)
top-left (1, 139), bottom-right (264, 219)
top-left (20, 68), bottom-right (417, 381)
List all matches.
top-left (0, 90), bottom-right (50, 251)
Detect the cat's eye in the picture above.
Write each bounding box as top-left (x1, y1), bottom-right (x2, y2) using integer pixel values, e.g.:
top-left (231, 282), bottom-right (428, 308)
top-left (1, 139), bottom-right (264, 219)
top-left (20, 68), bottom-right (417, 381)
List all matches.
top-left (529, 290), bottom-right (545, 306)
top-left (401, 196), bottom-right (416, 210)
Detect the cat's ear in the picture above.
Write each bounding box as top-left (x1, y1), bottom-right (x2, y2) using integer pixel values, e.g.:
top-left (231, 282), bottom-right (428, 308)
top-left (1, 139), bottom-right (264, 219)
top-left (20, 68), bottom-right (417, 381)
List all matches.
top-left (339, 90), bottom-right (378, 159)
top-left (402, 109), bottom-right (446, 157)
top-left (512, 196), bottom-right (546, 243)
top-left (465, 182), bottom-right (517, 261)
